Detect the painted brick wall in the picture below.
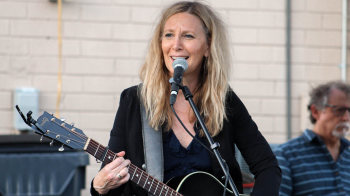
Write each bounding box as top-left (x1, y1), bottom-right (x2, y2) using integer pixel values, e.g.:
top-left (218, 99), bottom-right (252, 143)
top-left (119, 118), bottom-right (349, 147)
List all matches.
top-left (0, 0), bottom-right (344, 195)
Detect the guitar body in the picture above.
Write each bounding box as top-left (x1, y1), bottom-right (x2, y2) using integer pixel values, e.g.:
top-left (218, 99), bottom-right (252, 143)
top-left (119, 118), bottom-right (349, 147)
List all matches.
top-left (166, 171), bottom-right (248, 196)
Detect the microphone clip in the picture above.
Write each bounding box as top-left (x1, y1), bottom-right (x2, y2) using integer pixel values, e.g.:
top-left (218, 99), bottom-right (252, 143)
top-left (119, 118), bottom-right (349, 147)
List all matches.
top-left (169, 78), bottom-right (183, 106)
top-left (169, 78), bottom-right (175, 85)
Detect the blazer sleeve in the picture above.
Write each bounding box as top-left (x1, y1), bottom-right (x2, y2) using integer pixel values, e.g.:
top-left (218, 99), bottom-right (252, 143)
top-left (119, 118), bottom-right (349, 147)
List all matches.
top-left (226, 90), bottom-right (281, 196)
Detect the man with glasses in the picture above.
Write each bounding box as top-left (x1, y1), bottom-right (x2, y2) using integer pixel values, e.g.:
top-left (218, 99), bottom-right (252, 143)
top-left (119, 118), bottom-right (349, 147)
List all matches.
top-left (274, 81), bottom-right (350, 196)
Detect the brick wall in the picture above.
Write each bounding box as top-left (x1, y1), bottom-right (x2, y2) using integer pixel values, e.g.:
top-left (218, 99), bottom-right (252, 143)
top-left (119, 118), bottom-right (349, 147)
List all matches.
top-left (0, 0), bottom-right (345, 195)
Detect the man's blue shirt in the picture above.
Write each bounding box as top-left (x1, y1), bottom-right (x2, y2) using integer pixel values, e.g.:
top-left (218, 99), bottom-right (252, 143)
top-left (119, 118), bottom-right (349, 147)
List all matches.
top-left (274, 129), bottom-right (350, 196)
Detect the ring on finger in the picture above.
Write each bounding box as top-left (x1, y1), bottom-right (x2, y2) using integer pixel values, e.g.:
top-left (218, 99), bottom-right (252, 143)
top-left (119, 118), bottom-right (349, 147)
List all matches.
top-left (117, 173), bottom-right (123, 179)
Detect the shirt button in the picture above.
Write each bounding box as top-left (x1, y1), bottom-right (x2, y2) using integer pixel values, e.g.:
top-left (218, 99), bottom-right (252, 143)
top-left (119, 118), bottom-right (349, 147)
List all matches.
top-left (340, 189), bottom-right (344, 192)
top-left (335, 172), bottom-right (339, 175)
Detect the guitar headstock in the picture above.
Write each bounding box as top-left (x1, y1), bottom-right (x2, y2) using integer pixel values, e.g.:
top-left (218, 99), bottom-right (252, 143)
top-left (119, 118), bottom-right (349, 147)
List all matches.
top-left (34, 111), bottom-right (88, 150)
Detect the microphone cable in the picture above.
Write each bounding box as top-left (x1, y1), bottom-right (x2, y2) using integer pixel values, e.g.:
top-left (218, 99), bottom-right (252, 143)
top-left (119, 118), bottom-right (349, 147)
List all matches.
top-left (170, 105), bottom-right (214, 156)
top-left (170, 105), bottom-right (232, 196)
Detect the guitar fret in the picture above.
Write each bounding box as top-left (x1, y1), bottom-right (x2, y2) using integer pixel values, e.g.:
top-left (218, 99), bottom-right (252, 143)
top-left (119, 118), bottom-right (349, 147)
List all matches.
top-left (94, 144), bottom-right (100, 157)
top-left (137, 171), bottom-right (143, 184)
top-left (80, 137), bottom-right (182, 196)
top-left (143, 174), bottom-right (149, 188)
top-left (108, 151), bottom-right (113, 162)
top-left (103, 151), bottom-right (112, 164)
top-left (154, 181), bottom-right (159, 195)
top-left (149, 178), bottom-right (154, 192)
top-left (131, 167), bottom-right (137, 179)
top-left (160, 185), bottom-right (164, 195)
top-left (165, 186), bottom-right (169, 196)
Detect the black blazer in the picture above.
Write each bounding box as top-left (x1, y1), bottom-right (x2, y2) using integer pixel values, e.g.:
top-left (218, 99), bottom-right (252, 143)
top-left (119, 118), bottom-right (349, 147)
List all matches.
top-left (91, 85), bottom-right (281, 196)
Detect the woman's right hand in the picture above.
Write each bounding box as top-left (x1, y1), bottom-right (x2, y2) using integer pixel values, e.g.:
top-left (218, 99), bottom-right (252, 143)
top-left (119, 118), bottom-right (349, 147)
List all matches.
top-left (93, 151), bottom-right (131, 195)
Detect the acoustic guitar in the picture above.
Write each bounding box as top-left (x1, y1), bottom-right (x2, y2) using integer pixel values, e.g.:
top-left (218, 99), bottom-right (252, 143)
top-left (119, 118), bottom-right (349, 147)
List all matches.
top-left (22, 110), bottom-right (249, 196)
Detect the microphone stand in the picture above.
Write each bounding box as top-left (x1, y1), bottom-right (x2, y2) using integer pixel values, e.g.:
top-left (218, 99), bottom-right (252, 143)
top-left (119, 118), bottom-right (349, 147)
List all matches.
top-left (179, 84), bottom-right (240, 196)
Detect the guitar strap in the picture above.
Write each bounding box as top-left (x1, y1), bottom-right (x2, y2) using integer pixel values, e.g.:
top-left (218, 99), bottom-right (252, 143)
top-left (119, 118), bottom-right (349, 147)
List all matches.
top-left (140, 103), bottom-right (164, 195)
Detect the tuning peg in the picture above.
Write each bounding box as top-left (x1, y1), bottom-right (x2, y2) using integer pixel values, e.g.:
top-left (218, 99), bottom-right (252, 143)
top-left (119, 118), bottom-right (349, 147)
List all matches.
top-left (60, 118), bottom-right (66, 122)
top-left (40, 135), bottom-right (43, 142)
top-left (70, 122), bottom-right (75, 127)
top-left (58, 144), bottom-right (65, 152)
top-left (50, 140), bottom-right (54, 146)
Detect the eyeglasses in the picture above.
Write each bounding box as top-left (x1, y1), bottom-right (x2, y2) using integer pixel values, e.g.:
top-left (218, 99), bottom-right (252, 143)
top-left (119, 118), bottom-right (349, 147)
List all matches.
top-left (324, 104), bottom-right (350, 117)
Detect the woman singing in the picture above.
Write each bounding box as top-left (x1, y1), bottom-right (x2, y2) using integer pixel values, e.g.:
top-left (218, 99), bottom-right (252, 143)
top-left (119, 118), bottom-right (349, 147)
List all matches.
top-left (91, 1), bottom-right (281, 195)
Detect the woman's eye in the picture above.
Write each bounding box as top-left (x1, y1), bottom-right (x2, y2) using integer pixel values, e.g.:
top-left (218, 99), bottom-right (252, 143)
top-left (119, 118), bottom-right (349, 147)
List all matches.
top-left (164, 33), bottom-right (172, 37)
top-left (184, 34), bottom-right (194, 38)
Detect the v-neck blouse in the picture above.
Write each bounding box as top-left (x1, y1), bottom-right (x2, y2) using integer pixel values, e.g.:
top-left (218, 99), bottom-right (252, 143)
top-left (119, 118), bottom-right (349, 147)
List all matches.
top-left (163, 127), bottom-right (211, 182)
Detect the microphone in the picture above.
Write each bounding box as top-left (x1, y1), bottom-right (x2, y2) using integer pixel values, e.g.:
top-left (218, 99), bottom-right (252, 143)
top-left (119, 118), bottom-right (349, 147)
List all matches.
top-left (170, 58), bottom-right (188, 105)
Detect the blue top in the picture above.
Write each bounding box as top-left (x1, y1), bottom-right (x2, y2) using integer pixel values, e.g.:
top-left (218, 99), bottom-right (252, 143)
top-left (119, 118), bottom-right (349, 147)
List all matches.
top-left (274, 129), bottom-right (350, 196)
top-left (163, 126), bottom-right (211, 182)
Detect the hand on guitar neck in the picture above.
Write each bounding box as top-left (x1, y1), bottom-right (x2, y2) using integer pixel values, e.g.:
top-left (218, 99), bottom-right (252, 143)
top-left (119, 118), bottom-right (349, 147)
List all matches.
top-left (93, 151), bottom-right (131, 195)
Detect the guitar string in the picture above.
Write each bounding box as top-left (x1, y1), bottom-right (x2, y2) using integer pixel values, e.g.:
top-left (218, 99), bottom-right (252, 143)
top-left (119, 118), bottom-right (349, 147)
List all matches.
top-left (83, 145), bottom-right (172, 196)
top-left (47, 130), bottom-right (86, 147)
top-left (98, 148), bottom-right (179, 196)
top-left (51, 119), bottom-right (89, 142)
top-left (126, 165), bottom-right (178, 196)
top-left (84, 144), bottom-right (177, 196)
top-left (49, 119), bottom-right (151, 181)
top-left (47, 121), bottom-right (88, 148)
top-left (49, 119), bottom-right (112, 158)
top-left (49, 119), bottom-right (147, 188)
top-left (87, 141), bottom-right (181, 196)
top-left (49, 118), bottom-right (112, 154)
top-left (126, 165), bottom-right (179, 196)
top-left (64, 138), bottom-right (179, 196)
top-left (49, 118), bottom-right (181, 196)
top-left (46, 120), bottom-right (105, 154)
top-left (86, 141), bottom-right (176, 196)
top-left (50, 119), bottom-right (116, 159)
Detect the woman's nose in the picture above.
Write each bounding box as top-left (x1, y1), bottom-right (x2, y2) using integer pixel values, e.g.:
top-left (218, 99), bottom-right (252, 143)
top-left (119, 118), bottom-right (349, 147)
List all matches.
top-left (172, 35), bottom-right (183, 51)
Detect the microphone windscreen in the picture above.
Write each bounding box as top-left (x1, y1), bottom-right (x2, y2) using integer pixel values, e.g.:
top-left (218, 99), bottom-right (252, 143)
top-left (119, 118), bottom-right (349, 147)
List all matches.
top-left (172, 58), bottom-right (188, 71)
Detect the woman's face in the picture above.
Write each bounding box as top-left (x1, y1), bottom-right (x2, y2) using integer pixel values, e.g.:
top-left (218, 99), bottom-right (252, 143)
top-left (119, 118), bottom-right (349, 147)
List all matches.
top-left (161, 12), bottom-right (209, 82)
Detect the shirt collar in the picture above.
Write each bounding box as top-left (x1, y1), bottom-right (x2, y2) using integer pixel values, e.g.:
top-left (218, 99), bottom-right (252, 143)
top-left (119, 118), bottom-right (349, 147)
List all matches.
top-left (302, 129), bottom-right (320, 143)
top-left (303, 129), bottom-right (350, 152)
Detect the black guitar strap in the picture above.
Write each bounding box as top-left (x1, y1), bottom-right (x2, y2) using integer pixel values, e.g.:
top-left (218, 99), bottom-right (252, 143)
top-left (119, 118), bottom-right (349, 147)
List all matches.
top-left (140, 102), bottom-right (164, 196)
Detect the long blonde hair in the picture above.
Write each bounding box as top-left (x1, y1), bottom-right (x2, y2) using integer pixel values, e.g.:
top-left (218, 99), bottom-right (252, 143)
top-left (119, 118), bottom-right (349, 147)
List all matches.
top-left (139, 1), bottom-right (232, 137)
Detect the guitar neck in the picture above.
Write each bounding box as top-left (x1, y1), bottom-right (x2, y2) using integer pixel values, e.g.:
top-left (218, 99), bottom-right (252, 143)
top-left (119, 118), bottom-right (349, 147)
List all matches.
top-left (84, 138), bottom-right (181, 196)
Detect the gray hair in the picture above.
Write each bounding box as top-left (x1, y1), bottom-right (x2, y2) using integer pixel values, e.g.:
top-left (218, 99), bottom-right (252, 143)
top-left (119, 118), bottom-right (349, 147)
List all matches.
top-left (308, 81), bottom-right (350, 124)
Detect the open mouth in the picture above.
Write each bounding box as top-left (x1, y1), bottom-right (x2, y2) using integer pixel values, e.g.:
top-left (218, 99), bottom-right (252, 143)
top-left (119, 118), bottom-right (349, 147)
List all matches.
top-left (171, 56), bottom-right (189, 60)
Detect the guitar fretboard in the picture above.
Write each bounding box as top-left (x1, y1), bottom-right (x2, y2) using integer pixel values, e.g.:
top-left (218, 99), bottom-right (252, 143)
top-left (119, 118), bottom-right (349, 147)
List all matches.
top-left (85, 139), bottom-right (182, 196)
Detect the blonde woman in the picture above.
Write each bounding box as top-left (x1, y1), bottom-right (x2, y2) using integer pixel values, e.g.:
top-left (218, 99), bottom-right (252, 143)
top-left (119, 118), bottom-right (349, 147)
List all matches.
top-left (91, 1), bottom-right (281, 196)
